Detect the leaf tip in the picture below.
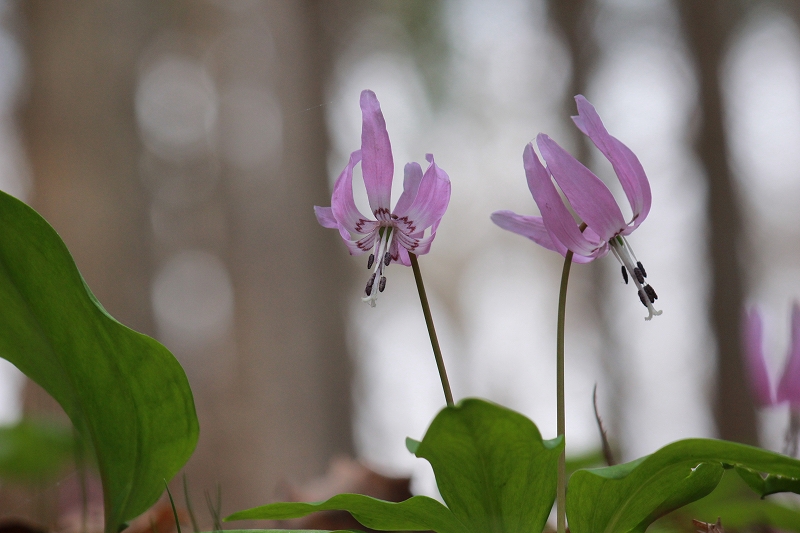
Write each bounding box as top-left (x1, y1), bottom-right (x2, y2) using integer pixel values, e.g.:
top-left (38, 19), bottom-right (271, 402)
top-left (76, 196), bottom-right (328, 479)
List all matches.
top-left (405, 437), bottom-right (421, 454)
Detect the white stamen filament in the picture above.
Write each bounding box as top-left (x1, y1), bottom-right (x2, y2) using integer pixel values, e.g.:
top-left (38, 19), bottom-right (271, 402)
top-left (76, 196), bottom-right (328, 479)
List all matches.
top-left (609, 236), bottom-right (662, 321)
top-left (362, 226), bottom-right (395, 307)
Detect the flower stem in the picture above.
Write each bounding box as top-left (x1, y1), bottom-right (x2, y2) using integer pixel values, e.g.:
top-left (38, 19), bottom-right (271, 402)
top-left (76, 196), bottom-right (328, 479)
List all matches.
top-left (409, 252), bottom-right (454, 407)
top-left (556, 249), bottom-right (574, 533)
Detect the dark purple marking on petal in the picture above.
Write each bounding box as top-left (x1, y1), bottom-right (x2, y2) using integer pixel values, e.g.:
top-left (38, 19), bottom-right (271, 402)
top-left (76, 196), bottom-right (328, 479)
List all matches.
top-left (393, 215), bottom-right (417, 235)
top-left (374, 207), bottom-right (392, 221)
top-left (354, 218), bottom-right (371, 234)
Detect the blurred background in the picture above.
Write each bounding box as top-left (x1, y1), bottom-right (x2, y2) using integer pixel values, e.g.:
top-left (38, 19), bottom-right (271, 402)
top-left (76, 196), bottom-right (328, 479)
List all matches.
top-left (1, 0), bottom-right (800, 527)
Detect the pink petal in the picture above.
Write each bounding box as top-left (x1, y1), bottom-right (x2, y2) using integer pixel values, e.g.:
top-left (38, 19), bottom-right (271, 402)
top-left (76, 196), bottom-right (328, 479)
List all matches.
top-left (571, 95), bottom-right (652, 229)
top-left (778, 303), bottom-right (800, 407)
top-left (340, 230), bottom-right (377, 257)
top-left (396, 244), bottom-right (411, 266)
top-left (743, 307), bottom-right (775, 407)
top-left (491, 210), bottom-right (558, 251)
top-left (536, 134), bottom-right (627, 242)
top-left (331, 150), bottom-right (375, 238)
top-left (392, 162), bottom-right (423, 216)
top-left (490, 210), bottom-right (597, 264)
top-left (396, 228), bottom-right (438, 257)
top-left (314, 206), bottom-right (338, 229)
top-left (522, 143), bottom-right (603, 257)
top-left (360, 90), bottom-right (394, 214)
top-left (393, 154), bottom-right (451, 234)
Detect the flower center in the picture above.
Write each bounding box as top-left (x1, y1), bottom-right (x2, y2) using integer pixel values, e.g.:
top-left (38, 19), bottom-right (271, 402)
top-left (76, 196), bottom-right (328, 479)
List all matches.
top-left (363, 225), bottom-right (394, 307)
top-left (609, 235), bottom-right (662, 321)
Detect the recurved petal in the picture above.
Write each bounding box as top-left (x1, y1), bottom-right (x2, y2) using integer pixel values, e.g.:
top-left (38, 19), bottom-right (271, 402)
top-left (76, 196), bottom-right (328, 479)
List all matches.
top-left (778, 303), bottom-right (800, 407)
top-left (572, 95), bottom-right (651, 228)
top-left (395, 243), bottom-right (412, 266)
top-left (314, 206), bottom-right (338, 229)
top-left (360, 90), bottom-right (394, 214)
top-left (536, 134), bottom-right (627, 242)
top-left (393, 154), bottom-right (451, 234)
top-left (393, 162), bottom-right (423, 216)
top-left (744, 307), bottom-right (775, 407)
top-left (331, 150), bottom-right (375, 237)
top-left (340, 230), bottom-right (377, 257)
top-left (395, 225), bottom-right (441, 258)
top-left (490, 210), bottom-right (596, 263)
top-left (522, 143), bottom-right (603, 257)
top-left (491, 210), bottom-right (559, 252)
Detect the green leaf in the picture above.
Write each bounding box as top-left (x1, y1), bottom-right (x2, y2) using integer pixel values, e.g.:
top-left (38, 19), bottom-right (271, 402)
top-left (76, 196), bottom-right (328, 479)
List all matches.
top-left (0, 418), bottom-right (75, 481)
top-left (413, 398), bottom-right (563, 533)
top-left (699, 498), bottom-right (800, 531)
top-left (662, 469), bottom-right (800, 532)
top-left (226, 494), bottom-right (468, 533)
top-left (215, 530), bottom-right (358, 533)
top-left (228, 399), bottom-right (561, 533)
top-left (734, 465), bottom-right (800, 497)
top-left (0, 191), bottom-right (198, 533)
top-left (567, 438), bottom-right (800, 533)
top-left (405, 437), bottom-right (420, 454)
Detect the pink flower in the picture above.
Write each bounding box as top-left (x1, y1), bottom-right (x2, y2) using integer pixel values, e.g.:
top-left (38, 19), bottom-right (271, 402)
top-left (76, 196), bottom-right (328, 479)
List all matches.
top-left (743, 303), bottom-right (800, 409)
top-left (314, 90), bottom-right (451, 307)
top-left (491, 95), bottom-right (661, 320)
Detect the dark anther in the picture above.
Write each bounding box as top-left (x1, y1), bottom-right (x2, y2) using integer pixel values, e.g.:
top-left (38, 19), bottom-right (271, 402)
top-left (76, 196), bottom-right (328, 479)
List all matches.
top-left (644, 285), bottom-right (658, 303)
top-left (384, 252), bottom-right (391, 266)
top-left (637, 261), bottom-right (647, 278)
top-left (367, 254), bottom-right (375, 270)
top-left (379, 276), bottom-right (387, 292)
top-left (633, 267), bottom-right (645, 285)
top-left (638, 289), bottom-right (649, 308)
top-left (621, 266), bottom-right (629, 284)
top-left (365, 274), bottom-right (376, 295)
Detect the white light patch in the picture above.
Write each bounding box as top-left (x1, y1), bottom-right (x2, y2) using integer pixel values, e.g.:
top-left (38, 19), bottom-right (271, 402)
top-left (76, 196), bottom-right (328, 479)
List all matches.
top-left (136, 54), bottom-right (218, 160)
top-left (0, 359), bottom-right (24, 424)
top-left (725, 9), bottom-right (800, 227)
top-left (152, 250), bottom-right (234, 348)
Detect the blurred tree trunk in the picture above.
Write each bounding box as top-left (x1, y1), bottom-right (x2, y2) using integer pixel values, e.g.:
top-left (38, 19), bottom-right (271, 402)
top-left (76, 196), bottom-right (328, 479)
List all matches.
top-left (192, 0), bottom-right (355, 514)
top-left (677, 0), bottom-right (756, 445)
top-left (21, 2), bottom-right (156, 333)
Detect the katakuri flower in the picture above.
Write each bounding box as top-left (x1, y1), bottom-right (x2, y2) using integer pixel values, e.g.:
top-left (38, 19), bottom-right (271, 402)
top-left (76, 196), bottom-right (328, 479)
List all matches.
top-left (743, 303), bottom-right (800, 455)
top-left (743, 303), bottom-right (800, 409)
top-left (314, 90), bottom-right (451, 307)
top-left (491, 95), bottom-right (661, 320)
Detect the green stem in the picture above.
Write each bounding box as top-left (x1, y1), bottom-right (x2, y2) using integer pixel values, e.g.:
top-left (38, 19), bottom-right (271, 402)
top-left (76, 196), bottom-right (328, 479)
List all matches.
top-left (556, 249), bottom-right (574, 533)
top-left (409, 252), bottom-right (454, 407)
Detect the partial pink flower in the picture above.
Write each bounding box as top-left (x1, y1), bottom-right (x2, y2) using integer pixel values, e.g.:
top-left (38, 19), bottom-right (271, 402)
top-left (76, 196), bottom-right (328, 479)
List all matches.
top-left (743, 303), bottom-right (800, 410)
top-left (491, 95), bottom-right (661, 320)
top-left (778, 303), bottom-right (800, 409)
top-left (314, 90), bottom-right (451, 307)
top-left (742, 307), bottom-right (775, 407)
